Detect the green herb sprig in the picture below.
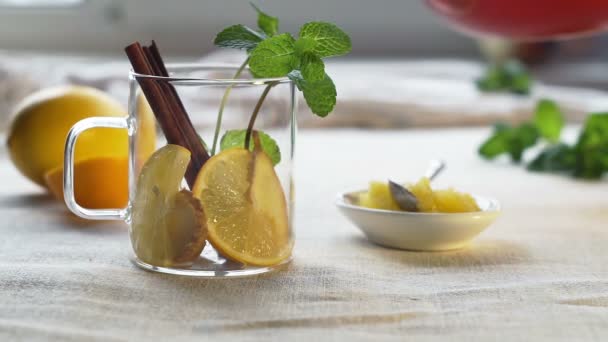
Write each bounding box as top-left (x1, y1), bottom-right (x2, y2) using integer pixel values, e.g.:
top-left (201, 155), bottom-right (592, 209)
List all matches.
top-left (210, 3), bottom-right (352, 162)
top-left (479, 99), bottom-right (608, 179)
top-left (476, 59), bottom-right (532, 95)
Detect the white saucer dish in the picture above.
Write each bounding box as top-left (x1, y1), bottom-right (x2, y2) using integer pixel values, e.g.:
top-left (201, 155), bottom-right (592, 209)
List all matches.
top-left (336, 191), bottom-right (501, 251)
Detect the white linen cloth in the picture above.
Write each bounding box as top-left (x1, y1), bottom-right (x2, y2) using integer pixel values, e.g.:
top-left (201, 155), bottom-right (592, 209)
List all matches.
top-left (2, 50), bottom-right (608, 131)
top-left (1, 129), bottom-right (607, 341)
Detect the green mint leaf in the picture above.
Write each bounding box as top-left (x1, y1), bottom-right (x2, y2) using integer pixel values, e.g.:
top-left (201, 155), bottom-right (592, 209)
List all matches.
top-left (295, 37), bottom-right (317, 56)
top-left (476, 59), bottom-right (532, 95)
top-left (249, 33), bottom-right (297, 77)
top-left (527, 143), bottom-right (576, 172)
top-left (476, 65), bottom-right (509, 92)
top-left (509, 72), bottom-right (531, 95)
top-left (534, 99), bottom-right (564, 143)
top-left (250, 2), bottom-right (279, 36)
top-left (576, 112), bottom-right (608, 150)
top-left (288, 70), bottom-right (337, 117)
top-left (478, 122), bottom-right (539, 162)
top-left (300, 52), bottom-right (325, 82)
top-left (298, 22), bottom-right (352, 58)
top-left (573, 113), bottom-right (608, 179)
top-left (220, 129), bottom-right (281, 165)
top-left (504, 60), bottom-right (531, 95)
top-left (508, 123), bottom-right (539, 162)
top-left (478, 124), bottom-right (510, 159)
top-left (214, 24), bottom-right (264, 51)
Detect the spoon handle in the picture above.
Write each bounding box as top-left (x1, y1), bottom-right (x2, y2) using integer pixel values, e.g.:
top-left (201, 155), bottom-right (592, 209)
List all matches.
top-left (425, 159), bottom-right (446, 181)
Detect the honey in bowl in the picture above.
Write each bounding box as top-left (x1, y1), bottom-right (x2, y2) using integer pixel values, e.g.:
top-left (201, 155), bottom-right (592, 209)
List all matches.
top-left (358, 177), bottom-right (480, 213)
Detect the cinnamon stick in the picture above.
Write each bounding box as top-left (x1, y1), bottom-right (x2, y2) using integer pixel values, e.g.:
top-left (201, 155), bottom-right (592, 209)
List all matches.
top-left (125, 41), bottom-right (209, 188)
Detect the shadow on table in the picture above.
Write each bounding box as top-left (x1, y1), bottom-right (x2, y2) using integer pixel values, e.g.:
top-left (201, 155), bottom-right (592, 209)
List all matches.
top-left (349, 235), bottom-right (531, 268)
top-left (0, 192), bottom-right (54, 208)
top-left (0, 192), bottom-right (126, 232)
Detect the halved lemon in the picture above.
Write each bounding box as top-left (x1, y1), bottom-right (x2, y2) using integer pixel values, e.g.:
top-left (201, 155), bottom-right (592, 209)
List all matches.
top-left (192, 147), bottom-right (291, 266)
top-left (44, 156), bottom-right (129, 209)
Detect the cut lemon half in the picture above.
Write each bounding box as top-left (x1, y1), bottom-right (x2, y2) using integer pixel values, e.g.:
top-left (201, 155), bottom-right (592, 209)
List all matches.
top-left (44, 156), bottom-right (128, 209)
top-left (131, 145), bottom-right (207, 267)
top-left (192, 147), bottom-right (291, 266)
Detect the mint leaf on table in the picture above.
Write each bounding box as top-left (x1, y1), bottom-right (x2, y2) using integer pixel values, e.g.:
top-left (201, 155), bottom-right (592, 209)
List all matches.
top-left (298, 22), bottom-right (352, 58)
top-left (220, 129), bottom-right (281, 165)
top-left (249, 33), bottom-right (297, 77)
top-left (503, 60), bottom-right (531, 95)
top-left (476, 65), bottom-right (508, 92)
top-left (478, 123), bottom-right (511, 159)
top-left (528, 143), bottom-right (576, 172)
top-left (214, 24), bottom-right (264, 51)
top-left (526, 113), bottom-right (608, 178)
top-left (573, 113), bottom-right (608, 179)
top-left (288, 70), bottom-right (337, 117)
top-left (478, 123), bottom-right (539, 163)
top-left (299, 52), bottom-right (325, 82)
top-left (507, 123), bottom-right (539, 162)
top-left (480, 100), bottom-right (608, 180)
top-left (534, 99), bottom-right (564, 143)
top-left (509, 70), bottom-right (532, 95)
top-left (576, 113), bottom-right (608, 149)
top-left (476, 59), bottom-right (532, 95)
top-left (250, 2), bottom-right (279, 36)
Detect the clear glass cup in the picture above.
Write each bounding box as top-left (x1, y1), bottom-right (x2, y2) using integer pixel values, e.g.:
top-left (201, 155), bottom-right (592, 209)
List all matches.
top-left (63, 64), bottom-right (296, 277)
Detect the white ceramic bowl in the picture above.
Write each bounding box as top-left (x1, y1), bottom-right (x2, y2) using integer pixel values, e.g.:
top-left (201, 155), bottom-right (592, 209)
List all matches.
top-left (336, 191), bottom-right (501, 251)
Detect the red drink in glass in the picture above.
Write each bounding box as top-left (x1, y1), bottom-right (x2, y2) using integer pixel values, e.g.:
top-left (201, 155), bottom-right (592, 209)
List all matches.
top-left (427, 0), bottom-right (608, 40)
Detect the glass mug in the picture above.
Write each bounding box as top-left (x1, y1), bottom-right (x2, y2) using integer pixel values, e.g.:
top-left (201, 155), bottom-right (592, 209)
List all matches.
top-left (63, 65), bottom-right (296, 277)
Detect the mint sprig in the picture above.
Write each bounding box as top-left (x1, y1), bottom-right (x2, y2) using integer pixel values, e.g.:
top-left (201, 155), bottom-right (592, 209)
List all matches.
top-left (220, 129), bottom-right (281, 165)
top-left (573, 113), bottom-right (608, 179)
top-left (479, 99), bottom-right (564, 163)
top-left (211, 3), bottom-right (351, 163)
top-left (476, 59), bottom-right (532, 95)
top-left (480, 99), bottom-right (608, 180)
top-left (527, 143), bottom-right (576, 172)
top-left (246, 19), bottom-right (350, 116)
top-left (479, 122), bottom-right (538, 162)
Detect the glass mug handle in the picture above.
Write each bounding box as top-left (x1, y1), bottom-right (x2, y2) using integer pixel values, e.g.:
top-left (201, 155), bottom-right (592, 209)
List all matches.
top-left (63, 116), bottom-right (130, 220)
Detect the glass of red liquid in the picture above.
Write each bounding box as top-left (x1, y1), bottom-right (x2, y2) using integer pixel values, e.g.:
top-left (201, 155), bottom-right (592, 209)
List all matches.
top-left (427, 0), bottom-right (608, 40)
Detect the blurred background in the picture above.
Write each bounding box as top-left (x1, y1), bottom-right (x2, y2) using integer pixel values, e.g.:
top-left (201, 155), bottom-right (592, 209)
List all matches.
top-left (1, 0), bottom-right (608, 131)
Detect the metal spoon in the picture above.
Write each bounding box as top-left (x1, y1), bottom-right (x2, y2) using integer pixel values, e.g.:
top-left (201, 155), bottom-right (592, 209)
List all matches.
top-left (425, 159), bottom-right (446, 181)
top-left (389, 159), bottom-right (446, 212)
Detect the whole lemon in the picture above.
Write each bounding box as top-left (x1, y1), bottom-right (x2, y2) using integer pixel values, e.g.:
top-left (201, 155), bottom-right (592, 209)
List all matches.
top-left (6, 86), bottom-right (156, 187)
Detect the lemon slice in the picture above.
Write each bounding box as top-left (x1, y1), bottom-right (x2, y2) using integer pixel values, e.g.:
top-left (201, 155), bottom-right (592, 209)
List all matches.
top-left (192, 147), bottom-right (291, 266)
top-left (131, 145), bottom-right (207, 267)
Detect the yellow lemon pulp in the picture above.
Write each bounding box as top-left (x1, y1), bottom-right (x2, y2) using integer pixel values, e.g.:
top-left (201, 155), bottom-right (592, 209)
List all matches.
top-left (358, 181), bottom-right (400, 211)
top-left (44, 156), bottom-right (129, 209)
top-left (192, 148), bottom-right (291, 266)
top-left (358, 177), bottom-right (480, 213)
